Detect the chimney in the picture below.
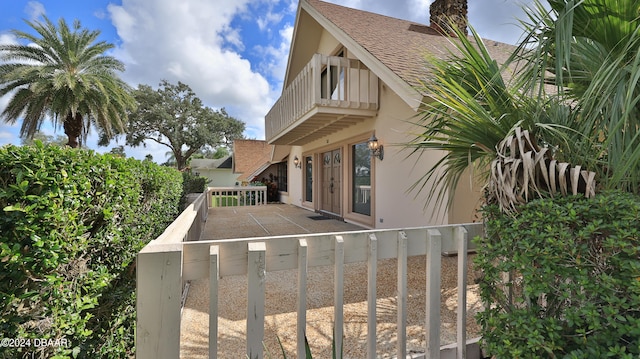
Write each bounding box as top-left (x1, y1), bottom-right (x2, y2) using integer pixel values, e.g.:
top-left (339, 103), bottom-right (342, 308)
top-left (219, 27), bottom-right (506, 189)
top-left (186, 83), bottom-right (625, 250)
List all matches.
top-left (429, 0), bottom-right (468, 36)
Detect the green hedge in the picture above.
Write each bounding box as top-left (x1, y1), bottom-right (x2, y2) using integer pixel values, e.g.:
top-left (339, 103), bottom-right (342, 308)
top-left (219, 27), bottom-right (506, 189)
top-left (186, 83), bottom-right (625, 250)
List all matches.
top-left (181, 170), bottom-right (207, 195)
top-left (475, 191), bottom-right (640, 358)
top-left (0, 142), bottom-right (183, 358)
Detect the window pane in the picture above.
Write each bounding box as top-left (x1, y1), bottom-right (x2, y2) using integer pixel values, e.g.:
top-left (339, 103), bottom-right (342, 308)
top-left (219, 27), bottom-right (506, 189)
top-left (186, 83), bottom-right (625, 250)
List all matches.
top-left (305, 156), bottom-right (313, 202)
top-left (277, 162), bottom-right (287, 192)
top-left (352, 143), bottom-right (371, 216)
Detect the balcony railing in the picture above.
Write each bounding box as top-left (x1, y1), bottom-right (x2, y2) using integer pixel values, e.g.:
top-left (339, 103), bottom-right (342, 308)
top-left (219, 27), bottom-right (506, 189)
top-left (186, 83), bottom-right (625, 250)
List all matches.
top-left (207, 186), bottom-right (267, 207)
top-left (266, 54), bottom-right (379, 145)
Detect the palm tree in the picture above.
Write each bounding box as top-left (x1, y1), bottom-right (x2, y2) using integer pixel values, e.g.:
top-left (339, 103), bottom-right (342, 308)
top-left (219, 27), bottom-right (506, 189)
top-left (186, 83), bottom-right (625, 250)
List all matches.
top-left (406, 24), bottom-right (589, 213)
top-left (517, 0), bottom-right (640, 193)
top-left (0, 16), bottom-right (135, 148)
top-left (407, 0), bottom-right (639, 213)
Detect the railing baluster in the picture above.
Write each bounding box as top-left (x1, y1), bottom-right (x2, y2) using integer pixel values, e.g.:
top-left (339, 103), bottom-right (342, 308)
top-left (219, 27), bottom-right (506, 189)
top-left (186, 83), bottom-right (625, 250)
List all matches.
top-left (247, 242), bottom-right (266, 359)
top-left (367, 233), bottom-right (378, 359)
top-left (297, 239), bottom-right (308, 358)
top-left (397, 231), bottom-right (408, 358)
top-left (209, 245), bottom-right (220, 359)
top-left (456, 227), bottom-right (469, 359)
top-left (426, 229), bottom-right (442, 359)
top-left (334, 235), bottom-right (345, 357)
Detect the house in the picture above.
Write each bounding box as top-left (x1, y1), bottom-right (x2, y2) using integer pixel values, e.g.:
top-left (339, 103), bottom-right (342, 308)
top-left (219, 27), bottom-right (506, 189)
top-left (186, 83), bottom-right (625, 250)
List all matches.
top-left (230, 139), bottom-right (280, 184)
top-left (264, 0), bottom-right (514, 229)
top-left (189, 157), bottom-right (235, 186)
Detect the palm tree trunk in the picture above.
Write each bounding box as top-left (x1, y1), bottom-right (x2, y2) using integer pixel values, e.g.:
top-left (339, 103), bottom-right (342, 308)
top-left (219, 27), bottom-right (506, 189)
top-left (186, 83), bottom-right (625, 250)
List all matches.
top-left (64, 112), bottom-right (83, 148)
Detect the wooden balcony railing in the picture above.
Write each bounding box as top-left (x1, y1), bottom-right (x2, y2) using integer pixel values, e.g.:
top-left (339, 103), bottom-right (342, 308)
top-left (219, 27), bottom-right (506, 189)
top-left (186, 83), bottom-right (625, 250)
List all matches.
top-left (265, 54), bottom-right (379, 145)
top-left (136, 191), bottom-right (484, 358)
top-left (207, 186), bottom-right (267, 207)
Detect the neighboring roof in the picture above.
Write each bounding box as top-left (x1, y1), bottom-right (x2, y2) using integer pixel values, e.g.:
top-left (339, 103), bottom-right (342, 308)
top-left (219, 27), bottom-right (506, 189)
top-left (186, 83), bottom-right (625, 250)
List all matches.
top-left (233, 139), bottom-right (273, 181)
top-left (289, 0), bottom-right (515, 110)
top-left (190, 156), bottom-right (232, 170)
top-left (216, 156), bottom-right (233, 169)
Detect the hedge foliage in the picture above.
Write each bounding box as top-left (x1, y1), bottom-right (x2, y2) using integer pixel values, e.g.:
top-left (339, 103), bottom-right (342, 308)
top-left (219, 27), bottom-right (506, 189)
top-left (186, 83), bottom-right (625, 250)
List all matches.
top-left (0, 142), bottom-right (183, 358)
top-left (181, 170), bottom-right (207, 194)
top-left (475, 191), bottom-right (640, 358)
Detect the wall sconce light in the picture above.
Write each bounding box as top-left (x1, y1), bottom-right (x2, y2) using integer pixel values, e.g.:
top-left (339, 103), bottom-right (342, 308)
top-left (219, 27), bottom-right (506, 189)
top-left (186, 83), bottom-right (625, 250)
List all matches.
top-left (293, 156), bottom-right (302, 169)
top-left (367, 135), bottom-right (384, 160)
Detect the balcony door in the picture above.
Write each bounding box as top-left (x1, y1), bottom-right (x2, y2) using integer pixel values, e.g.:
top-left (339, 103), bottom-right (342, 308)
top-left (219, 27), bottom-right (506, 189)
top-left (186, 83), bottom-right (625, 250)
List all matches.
top-left (321, 149), bottom-right (342, 215)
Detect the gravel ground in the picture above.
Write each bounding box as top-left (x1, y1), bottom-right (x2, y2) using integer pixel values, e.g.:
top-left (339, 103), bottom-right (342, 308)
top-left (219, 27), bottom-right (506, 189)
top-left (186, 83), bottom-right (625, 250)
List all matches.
top-left (180, 254), bottom-right (482, 358)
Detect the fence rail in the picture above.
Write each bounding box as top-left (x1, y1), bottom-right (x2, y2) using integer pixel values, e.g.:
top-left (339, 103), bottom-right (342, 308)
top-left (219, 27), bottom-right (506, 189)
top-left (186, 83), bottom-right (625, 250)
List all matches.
top-left (207, 186), bottom-right (267, 207)
top-left (136, 192), bottom-right (483, 358)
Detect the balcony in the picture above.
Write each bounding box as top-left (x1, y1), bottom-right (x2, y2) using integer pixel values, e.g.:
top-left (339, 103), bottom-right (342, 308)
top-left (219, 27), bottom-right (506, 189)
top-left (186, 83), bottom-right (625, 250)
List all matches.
top-left (266, 54), bottom-right (379, 146)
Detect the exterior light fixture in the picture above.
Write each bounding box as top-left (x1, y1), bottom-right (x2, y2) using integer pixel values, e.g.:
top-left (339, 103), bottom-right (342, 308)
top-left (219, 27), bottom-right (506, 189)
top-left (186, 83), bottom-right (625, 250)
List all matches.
top-left (367, 135), bottom-right (384, 160)
top-left (293, 156), bottom-right (302, 169)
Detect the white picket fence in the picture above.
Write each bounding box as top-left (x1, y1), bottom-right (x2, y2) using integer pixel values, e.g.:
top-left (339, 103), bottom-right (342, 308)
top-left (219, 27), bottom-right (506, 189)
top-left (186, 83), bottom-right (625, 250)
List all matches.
top-left (136, 192), bottom-right (483, 358)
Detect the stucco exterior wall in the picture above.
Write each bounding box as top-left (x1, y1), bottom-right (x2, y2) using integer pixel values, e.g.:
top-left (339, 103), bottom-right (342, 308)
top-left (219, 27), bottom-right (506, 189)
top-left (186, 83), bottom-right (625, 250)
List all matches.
top-left (278, 79), bottom-right (480, 229)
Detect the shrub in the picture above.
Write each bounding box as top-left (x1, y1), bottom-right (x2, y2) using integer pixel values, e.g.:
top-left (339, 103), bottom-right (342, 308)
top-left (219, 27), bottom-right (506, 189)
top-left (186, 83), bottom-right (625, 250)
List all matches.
top-left (181, 170), bottom-right (208, 194)
top-left (475, 191), bottom-right (640, 358)
top-left (0, 142), bottom-right (182, 358)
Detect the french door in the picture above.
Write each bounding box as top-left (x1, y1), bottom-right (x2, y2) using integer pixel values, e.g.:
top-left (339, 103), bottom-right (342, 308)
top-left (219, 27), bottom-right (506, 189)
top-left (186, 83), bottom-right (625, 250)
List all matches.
top-left (321, 149), bottom-right (342, 215)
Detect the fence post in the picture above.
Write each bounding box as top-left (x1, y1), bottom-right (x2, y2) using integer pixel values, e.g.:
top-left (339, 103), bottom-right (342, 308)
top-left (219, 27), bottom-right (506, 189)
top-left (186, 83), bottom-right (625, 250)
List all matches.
top-left (426, 229), bottom-right (442, 359)
top-left (247, 242), bottom-right (266, 359)
top-left (456, 226), bottom-right (468, 359)
top-left (397, 231), bottom-right (408, 358)
top-left (297, 239), bottom-right (308, 357)
top-left (136, 243), bottom-right (183, 359)
top-left (367, 233), bottom-right (378, 359)
top-left (209, 245), bottom-right (220, 359)
top-left (334, 236), bottom-right (345, 356)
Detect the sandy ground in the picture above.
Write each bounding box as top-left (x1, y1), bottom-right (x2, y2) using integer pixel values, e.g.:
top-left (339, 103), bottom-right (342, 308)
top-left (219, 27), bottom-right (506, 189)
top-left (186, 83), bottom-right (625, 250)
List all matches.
top-left (180, 255), bottom-right (481, 358)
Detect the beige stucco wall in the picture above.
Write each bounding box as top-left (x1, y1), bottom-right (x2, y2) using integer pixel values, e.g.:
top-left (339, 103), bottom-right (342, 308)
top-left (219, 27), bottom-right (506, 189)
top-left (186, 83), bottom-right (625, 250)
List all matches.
top-left (195, 169), bottom-right (239, 187)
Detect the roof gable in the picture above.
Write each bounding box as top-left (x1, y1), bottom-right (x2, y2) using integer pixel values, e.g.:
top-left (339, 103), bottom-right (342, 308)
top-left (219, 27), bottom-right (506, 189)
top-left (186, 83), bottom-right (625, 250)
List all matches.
top-left (286, 0), bottom-right (515, 110)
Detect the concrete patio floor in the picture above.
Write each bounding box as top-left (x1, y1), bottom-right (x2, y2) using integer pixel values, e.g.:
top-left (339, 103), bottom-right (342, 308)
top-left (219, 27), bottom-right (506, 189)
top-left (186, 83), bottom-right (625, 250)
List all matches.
top-left (199, 203), bottom-right (365, 240)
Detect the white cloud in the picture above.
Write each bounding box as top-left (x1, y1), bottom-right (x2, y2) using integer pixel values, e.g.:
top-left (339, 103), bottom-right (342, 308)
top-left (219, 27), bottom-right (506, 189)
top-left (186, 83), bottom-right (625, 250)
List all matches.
top-left (25, 1), bottom-right (46, 21)
top-left (0, 33), bottom-right (17, 46)
top-left (107, 0), bottom-right (274, 140)
top-left (257, 11), bottom-right (284, 31)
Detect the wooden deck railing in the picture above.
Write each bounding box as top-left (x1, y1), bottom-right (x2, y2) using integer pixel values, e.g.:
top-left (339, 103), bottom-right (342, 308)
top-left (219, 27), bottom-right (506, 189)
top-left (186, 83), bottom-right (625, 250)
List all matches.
top-left (265, 53), bottom-right (378, 142)
top-left (136, 192), bottom-right (483, 359)
top-left (207, 186), bottom-right (267, 207)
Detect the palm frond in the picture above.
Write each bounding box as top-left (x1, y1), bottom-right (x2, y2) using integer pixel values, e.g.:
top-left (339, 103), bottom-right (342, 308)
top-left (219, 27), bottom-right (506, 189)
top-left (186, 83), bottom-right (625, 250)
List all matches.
top-left (488, 127), bottom-right (596, 214)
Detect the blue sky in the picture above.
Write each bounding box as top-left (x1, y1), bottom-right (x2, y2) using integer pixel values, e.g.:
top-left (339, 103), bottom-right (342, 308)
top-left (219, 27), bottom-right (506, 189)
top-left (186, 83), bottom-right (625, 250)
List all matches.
top-left (0, 0), bottom-right (535, 162)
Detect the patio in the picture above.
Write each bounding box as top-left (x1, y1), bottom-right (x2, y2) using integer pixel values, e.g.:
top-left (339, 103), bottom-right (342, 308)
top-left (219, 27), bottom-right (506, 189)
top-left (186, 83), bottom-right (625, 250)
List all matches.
top-left (178, 204), bottom-right (482, 358)
top-left (199, 204), bottom-right (365, 240)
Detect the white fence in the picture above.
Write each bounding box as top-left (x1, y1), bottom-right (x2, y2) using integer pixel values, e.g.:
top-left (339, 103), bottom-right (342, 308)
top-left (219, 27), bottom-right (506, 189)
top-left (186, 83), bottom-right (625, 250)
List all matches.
top-left (207, 186), bottom-right (267, 207)
top-left (136, 192), bottom-right (483, 358)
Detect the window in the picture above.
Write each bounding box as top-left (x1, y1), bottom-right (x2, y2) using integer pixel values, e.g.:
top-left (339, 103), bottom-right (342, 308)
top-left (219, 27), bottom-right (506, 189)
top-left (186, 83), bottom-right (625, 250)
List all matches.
top-left (304, 156), bottom-right (313, 202)
top-left (352, 142), bottom-right (371, 216)
top-left (277, 162), bottom-right (287, 192)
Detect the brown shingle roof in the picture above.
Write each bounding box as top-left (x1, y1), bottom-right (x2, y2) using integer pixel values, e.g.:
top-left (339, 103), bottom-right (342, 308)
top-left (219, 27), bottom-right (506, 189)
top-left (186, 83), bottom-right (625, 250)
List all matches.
top-left (305, 0), bottom-right (514, 91)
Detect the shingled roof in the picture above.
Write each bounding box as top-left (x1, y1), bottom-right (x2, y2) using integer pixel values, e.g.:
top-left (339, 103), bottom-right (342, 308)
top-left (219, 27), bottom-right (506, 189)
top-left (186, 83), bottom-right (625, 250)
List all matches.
top-left (300, 0), bottom-right (515, 106)
top-left (232, 139), bottom-right (273, 181)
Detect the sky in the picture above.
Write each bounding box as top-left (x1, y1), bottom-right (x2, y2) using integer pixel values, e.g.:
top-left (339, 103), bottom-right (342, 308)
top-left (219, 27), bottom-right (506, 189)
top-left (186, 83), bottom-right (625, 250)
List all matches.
top-left (0, 0), bottom-right (536, 163)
